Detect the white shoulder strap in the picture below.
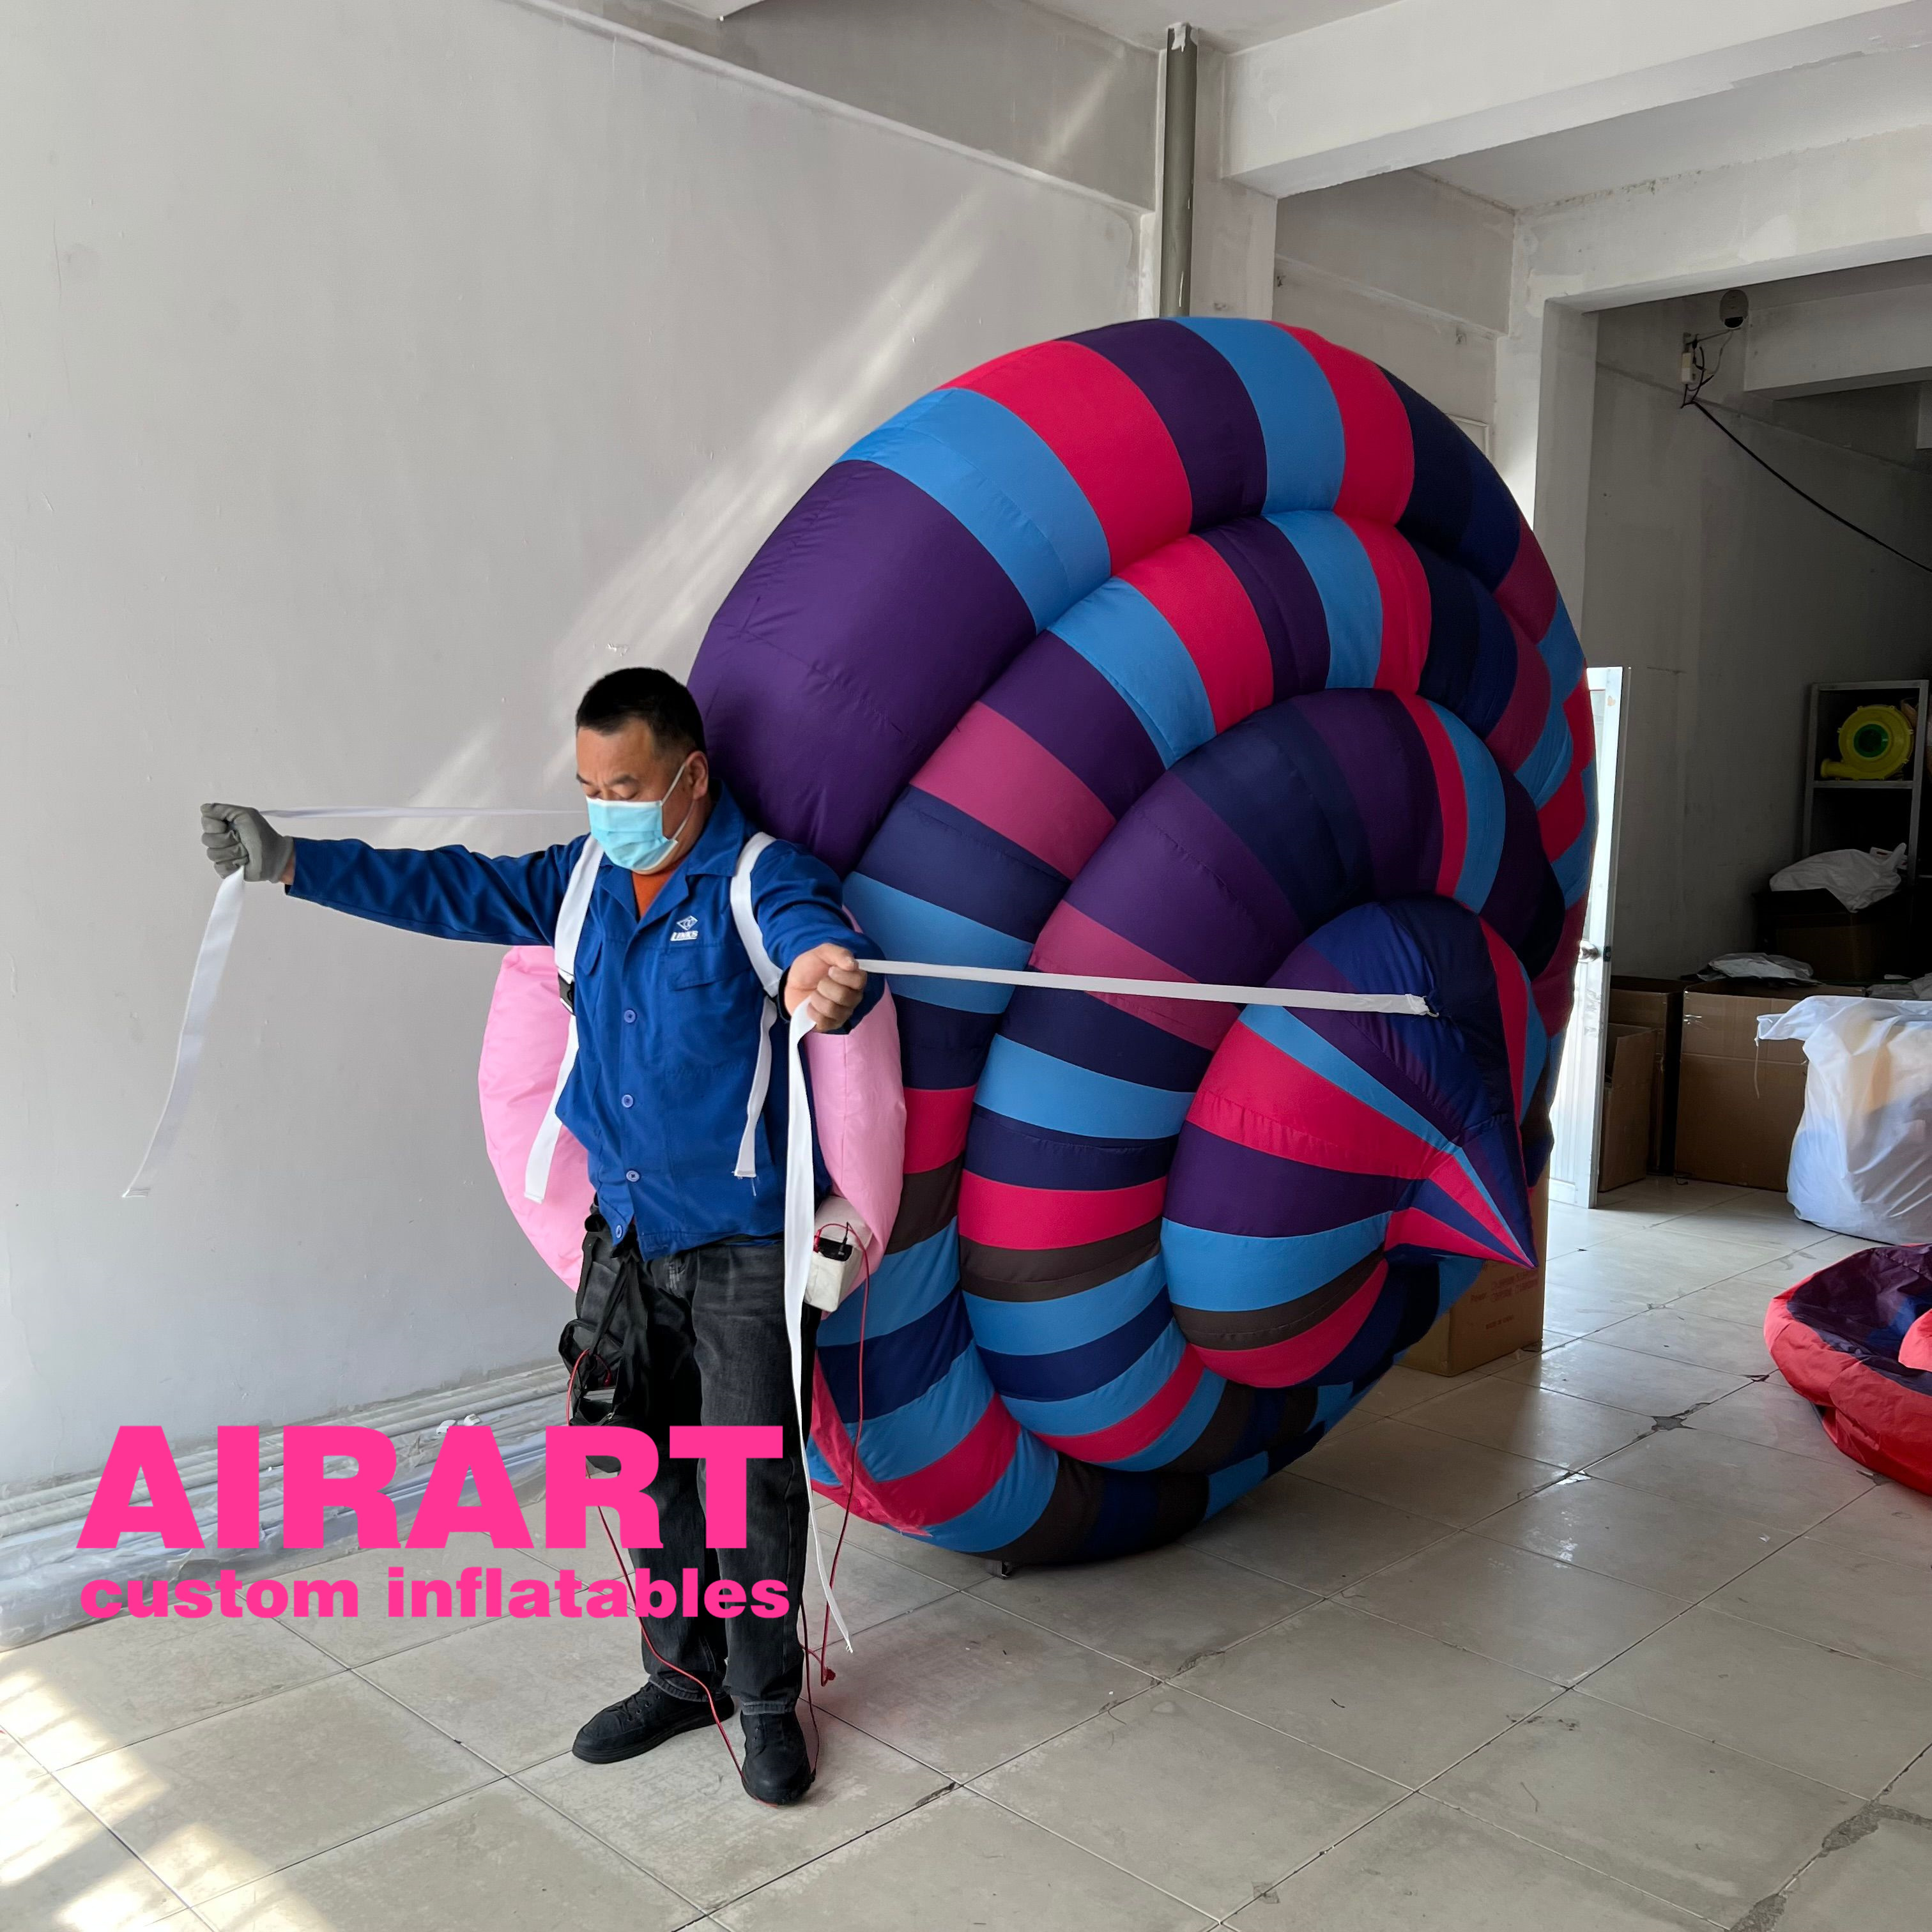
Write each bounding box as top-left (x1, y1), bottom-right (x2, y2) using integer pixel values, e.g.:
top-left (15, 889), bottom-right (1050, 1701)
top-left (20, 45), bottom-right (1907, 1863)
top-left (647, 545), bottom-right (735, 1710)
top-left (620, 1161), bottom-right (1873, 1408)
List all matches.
top-left (730, 831), bottom-right (781, 995)
top-left (553, 837), bottom-right (604, 985)
top-left (525, 838), bottom-right (602, 1203)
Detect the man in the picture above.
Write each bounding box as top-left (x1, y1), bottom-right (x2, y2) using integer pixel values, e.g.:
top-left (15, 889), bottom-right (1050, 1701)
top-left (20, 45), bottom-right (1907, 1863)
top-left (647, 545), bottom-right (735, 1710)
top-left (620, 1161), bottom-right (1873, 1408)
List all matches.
top-left (202, 667), bottom-right (873, 1805)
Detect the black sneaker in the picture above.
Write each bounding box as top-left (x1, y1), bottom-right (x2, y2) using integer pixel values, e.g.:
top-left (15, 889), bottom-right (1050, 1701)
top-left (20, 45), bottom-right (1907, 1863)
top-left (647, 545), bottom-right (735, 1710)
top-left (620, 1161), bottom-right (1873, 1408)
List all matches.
top-left (572, 1682), bottom-right (731, 1765)
top-left (740, 1709), bottom-right (814, 1805)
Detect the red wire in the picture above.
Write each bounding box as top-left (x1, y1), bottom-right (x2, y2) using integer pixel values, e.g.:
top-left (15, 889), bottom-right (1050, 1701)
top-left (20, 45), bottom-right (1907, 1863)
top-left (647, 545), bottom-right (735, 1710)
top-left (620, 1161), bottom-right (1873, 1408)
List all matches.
top-left (568, 1232), bottom-right (878, 1800)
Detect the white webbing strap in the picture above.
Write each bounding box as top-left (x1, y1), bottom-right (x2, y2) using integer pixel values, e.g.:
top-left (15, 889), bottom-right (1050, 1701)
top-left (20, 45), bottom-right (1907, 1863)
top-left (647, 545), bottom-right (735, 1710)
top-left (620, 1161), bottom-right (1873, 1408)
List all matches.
top-left (729, 833), bottom-right (779, 1182)
top-left (123, 806), bottom-right (580, 1200)
top-left (525, 838), bottom-right (606, 1204)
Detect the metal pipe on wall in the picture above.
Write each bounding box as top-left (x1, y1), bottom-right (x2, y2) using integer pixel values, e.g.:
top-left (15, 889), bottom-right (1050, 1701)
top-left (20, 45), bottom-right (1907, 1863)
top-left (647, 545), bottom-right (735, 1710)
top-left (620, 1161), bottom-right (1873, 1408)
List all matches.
top-left (1159, 22), bottom-right (1196, 318)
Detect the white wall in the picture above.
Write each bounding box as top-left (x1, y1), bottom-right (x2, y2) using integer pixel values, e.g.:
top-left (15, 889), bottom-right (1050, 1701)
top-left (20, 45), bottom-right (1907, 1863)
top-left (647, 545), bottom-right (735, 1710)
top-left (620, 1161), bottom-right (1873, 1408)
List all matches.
top-left (1271, 171), bottom-right (1512, 427)
top-left (1584, 295), bottom-right (1932, 977)
top-left (0, 0), bottom-right (1146, 1488)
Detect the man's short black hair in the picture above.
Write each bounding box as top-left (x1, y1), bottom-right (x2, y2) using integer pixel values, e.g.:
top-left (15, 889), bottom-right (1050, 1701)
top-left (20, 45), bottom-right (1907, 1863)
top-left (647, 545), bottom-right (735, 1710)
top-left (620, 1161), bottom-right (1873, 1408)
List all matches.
top-left (574, 668), bottom-right (705, 756)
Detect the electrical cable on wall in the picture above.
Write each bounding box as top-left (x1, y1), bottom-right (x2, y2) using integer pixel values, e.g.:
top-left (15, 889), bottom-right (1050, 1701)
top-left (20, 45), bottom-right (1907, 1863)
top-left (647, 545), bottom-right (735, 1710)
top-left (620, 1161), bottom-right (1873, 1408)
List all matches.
top-left (1679, 303), bottom-right (1932, 578)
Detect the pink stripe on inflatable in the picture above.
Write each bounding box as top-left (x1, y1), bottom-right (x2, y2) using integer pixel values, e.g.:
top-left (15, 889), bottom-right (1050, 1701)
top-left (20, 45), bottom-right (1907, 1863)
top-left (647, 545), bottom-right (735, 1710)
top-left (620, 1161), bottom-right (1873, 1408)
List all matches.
top-left (1485, 625), bottom-right (1553, 776)
top-left (1494, 509), bottom-right (1559, 647)
top-left (903, 1085), bottom-right (976, 1173)
top-left (1533, 900), bottom-right (1587, 1035)
top-left (948, 341), bottom-right (1192, 571)
top-left (1032, 903), bottom-right (1238, 1048)
top-left (1390, 1204), bottom-right (1531, 1268)
top-left (959, 1172), bottom-right (1168, 1250)
top-left (1039, 1349), bottom-right (1209, 1460)
top-left (913, 703), bottom-right (1116, 880)
top-left (1278, 327), bottom-right (1414, 523)
top-left (1121, 536), bottom-right (1275, 733)
top-left (1351, 522), bottom-right (1431, 693)
top-left (1195, 1262), bottom-right (1386, 1387)
top-left (1192, 1027), bottom-right (1440, 1181)
top-left (862, 1396), bottom-right (1020, 1528)
top-left (1409, 700), bottom-right (1469, 900)
top-left (1483, 921), bottom-right (1530, 1119)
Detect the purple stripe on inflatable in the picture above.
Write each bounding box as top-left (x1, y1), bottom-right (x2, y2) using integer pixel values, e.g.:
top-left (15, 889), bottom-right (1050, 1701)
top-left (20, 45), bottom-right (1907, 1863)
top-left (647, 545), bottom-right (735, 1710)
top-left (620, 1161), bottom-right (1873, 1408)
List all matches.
top-left (693, 460), bottom-right (1036, 875)
top-left (1170, 1137), bottom-right (1407, 1238)
top-left (1068, 773), bottom-right (1298, 985)
top-left (1199, 519), bottom-right (1331, 696)
top-left (1070, 321), bottom-right (1268, 532)
top-left (979, 636), bottom-right (1165, 822)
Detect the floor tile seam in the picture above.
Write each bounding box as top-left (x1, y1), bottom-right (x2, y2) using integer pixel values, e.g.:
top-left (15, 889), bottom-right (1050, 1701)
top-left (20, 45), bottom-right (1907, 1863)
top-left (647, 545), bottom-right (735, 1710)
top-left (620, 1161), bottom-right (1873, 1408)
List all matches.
top-left (8, 1619), bottom-right (353, 1781)
top-left (1684, 1588), bottom-right (1932, 1685)
top-left (1412, 1782), bottom-right (1740, 1928)
top-left (1284, 1458), bottom-right (1570, 1529)
top-left (1312, 1592), bottom-right (1581, 1691)
top-left (1455, 1503), bottom-right (1797, 1591)
top-left (1582, 1332), bottom-right (1775, 1383)
top-left (1151, 1666), bottom-right (1552, 1797)
top-left (498, 1758), bottom-right (720, 1920)
top-left (1561, 1675), bottom-right (1932, 1802)
top-left (33, 1645), bottom-right (426, 1795)
top-left (12, 1745), bottom-right (208, 1926)
top-left (963, 1764), bottom-right (1322, 1925)
top-left (1514, 1455), bottom-right (1860, 1537)
top-left (133, 1767), bottom-right (519, 1921)
top-left (1122, 1672), bottom-right (1434, 1797)
top-left (1390, 1407), bottom-right (1645, 1472)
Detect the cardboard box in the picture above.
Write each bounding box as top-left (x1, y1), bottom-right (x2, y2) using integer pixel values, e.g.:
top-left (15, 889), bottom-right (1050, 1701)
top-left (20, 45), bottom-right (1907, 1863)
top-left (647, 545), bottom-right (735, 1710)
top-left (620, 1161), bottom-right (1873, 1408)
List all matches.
top-left (1598, 1023), bottom-right (1657, 1193)
top-left (1609, 980), bottom-right (1680, 1172)
top-left (1674, 981), bottom-right (1860, 1190)
top-left (1407, 1177), bottom-right (1550, 1376)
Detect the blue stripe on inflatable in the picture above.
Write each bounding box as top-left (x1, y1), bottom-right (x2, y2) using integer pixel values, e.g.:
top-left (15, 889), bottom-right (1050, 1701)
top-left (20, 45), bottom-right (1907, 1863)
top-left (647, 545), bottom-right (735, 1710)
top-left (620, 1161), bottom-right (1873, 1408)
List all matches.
top-left (1176, 319), bottom-right (1346, 514)
top-left (1312, 1383), bottom-right (1356, 1428)
top-left (1268, 512), bottom-right (1381, 688)
top-left (836, 1346), bottom-right (992, 1480)
top-left (976, 1037), bottom-right (1193, 1141)
top-left (841, 875), bottom-right (1027, 1014)
top-left (1518, 1011), bottom-right (1549, 1119)
top-left (1538, 602), bottom-right (1586, 698)
top-left (1241, 1007), bottom-right (1454, 1156)
top-left (1207, 1452), bottom-right (1268, 1517)
top-left (1448, 714), bottom-right (1507, 908)
top-left (1107, 1367), bottom-right (1227, 1471)
top-left (1552, 820), bottom-right (1591, 908)
top-left (1515, 698), bottom-right (1573, 810)
top-left (984, 1291), bottom-right (1173, 1403)
top-left (1162, 1216), bottom-right (1386, 1310)
top-left (820, 1224), bottom-right (959, 1346)
top-left (967, 1255), bottom-right (1165, 1355)
top-left (1051, 579), bottom-right (1215, 767)
top-left (1002, 1322), bottom-right (1187, 1434)
top-left (842, 388), bottom-right (1109, 627)
top-left (922, 1434), bottom-right (1059, 1552)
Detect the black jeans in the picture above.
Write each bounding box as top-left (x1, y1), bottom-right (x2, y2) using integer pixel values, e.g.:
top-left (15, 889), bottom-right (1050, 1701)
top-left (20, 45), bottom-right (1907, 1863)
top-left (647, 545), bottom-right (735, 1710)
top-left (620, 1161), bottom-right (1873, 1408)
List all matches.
top-left (577, 1215), bottom-right (817, 1714)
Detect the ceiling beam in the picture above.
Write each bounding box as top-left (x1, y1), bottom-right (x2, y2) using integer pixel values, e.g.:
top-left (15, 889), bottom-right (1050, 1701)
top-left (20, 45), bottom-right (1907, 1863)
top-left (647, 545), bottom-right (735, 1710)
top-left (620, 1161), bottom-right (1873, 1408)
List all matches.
top-left (1744, 283), bottom-right (1932, 397)
top-left (1224, 0), bottom-right (1932, 195)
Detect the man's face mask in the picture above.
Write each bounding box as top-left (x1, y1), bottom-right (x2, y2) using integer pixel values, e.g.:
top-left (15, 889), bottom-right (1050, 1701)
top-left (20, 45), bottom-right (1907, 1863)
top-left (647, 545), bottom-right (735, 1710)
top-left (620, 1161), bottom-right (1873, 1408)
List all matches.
top-left (586, 755), bottom-right (697, 873)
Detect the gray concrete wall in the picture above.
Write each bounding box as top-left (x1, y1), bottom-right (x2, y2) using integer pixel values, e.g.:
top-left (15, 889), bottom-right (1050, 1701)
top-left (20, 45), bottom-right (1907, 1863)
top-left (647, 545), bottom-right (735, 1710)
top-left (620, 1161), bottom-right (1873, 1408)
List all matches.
top-left (0, 0), bottom-right (1146, 1487)
top-left (562, 0), bottom-right (1159, 208)
top-left (1584, 293), bottom-right (1932, 978)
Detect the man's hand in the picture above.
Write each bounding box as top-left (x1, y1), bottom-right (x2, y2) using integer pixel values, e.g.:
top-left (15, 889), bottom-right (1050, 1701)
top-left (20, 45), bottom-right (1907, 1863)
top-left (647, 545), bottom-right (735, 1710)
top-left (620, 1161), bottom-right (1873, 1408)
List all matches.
top-left (783, 944), bottom-right (867, 1033)
top-left (201, 804), bottom-right (295, 885)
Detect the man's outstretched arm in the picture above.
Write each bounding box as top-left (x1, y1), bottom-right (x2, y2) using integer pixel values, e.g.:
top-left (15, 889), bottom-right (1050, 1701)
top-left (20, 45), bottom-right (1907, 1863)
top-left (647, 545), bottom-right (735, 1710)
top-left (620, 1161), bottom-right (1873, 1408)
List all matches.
top-left (200, 804), bottom-right (579, 947)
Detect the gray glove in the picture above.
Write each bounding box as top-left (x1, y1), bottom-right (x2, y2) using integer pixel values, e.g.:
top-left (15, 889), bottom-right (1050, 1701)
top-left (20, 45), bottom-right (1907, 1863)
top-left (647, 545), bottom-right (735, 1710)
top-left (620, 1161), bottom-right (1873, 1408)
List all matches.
top-left (201, 804), bottom-right (295, 884)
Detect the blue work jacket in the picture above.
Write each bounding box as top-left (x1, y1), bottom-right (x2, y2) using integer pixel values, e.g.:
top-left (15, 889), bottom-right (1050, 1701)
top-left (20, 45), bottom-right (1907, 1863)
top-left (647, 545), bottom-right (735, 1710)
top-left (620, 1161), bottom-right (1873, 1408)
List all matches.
top-left (289, 786), bottom-right (878, 1257)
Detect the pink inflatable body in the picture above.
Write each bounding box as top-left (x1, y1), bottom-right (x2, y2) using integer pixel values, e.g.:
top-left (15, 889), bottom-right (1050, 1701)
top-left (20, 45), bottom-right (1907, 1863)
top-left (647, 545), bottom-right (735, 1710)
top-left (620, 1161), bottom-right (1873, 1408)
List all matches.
top-left (479, 941), bottom-right (906, 1286)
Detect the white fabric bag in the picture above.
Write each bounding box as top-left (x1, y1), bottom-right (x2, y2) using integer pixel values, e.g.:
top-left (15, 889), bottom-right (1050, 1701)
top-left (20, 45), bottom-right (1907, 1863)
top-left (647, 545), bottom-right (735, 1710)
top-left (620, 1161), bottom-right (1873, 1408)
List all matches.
top-left (1756, 996), bottom-right (1932, 1242)
top-left (1768, 844), bottom-right (1906, 913)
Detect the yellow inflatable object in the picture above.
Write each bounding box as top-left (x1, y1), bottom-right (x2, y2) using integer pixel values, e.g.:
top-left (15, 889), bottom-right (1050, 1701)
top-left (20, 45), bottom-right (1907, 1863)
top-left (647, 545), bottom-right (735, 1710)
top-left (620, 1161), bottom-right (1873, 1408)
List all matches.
top-left (1822, 704), bottom-right (1914, 781)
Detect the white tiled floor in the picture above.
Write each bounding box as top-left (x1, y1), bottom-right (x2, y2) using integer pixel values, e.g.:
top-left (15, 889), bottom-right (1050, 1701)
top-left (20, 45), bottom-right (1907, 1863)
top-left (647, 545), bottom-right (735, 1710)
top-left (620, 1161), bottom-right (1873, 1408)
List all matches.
top-left (5, 1180), bottom-right (1931, 1929)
